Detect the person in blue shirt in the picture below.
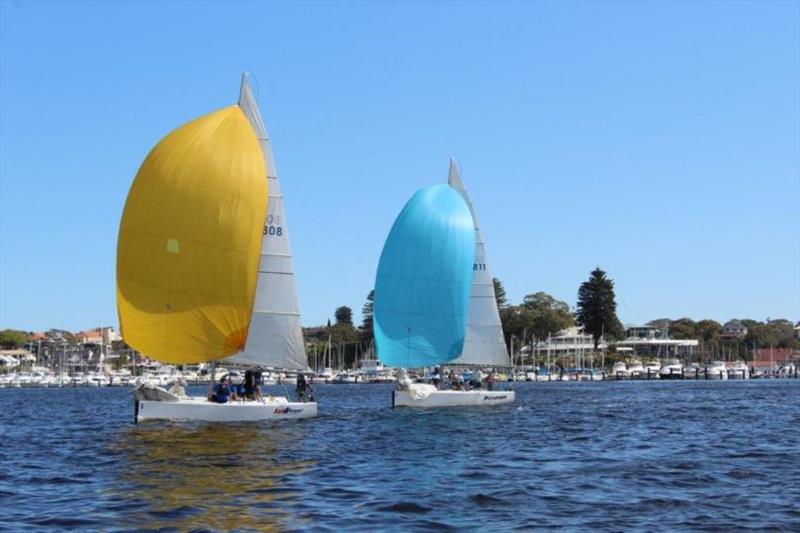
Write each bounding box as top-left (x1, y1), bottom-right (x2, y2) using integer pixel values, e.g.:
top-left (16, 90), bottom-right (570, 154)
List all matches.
top-left (210, 376), bottom-right (232, 403)
top-left (210, 376), bottom-right (228, 403)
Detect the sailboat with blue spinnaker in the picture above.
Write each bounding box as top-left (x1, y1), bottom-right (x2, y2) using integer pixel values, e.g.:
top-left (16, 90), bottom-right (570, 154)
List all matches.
top-left (373, 168), bottom-right (514, 408)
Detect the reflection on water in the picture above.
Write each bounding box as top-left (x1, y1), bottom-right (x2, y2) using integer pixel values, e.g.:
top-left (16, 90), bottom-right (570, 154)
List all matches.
top-left (111, 423), bottom-right (313, 531)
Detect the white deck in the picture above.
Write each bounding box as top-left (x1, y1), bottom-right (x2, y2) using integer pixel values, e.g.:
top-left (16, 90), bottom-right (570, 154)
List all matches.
top-left (393, 388), bottom-right (515, 408)
top-left (135, 395), bottom-right (318, 422)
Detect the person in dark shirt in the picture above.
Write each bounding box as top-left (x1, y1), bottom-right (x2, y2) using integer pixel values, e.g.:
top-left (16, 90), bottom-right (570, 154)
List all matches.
top-left (296, 374), bottom-right (313, 402)
top-left (243, 369), bottom-right (262, 401)
top-left (432, 366), bottom-right (441, 389)
top-left (210, 376), bottom-right (231, 403)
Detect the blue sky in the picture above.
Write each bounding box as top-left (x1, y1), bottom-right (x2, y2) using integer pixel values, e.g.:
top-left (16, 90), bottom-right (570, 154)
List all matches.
top-left (1, 1), bottom-right (798, 332)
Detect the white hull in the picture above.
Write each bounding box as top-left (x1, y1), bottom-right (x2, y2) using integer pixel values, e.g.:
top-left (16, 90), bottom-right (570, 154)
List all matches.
top-left (728, 365), bottom-right (750, 379)
top-left (393, 389), bottom-right (515, 408)
top-left (136, 396), bottom-right (317, 422)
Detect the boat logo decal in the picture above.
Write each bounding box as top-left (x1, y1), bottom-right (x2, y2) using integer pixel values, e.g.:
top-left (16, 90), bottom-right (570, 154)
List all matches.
top-left (484, 395), bottom-right (507, 401)
top-left (273, 407), bottom-right (304, 414)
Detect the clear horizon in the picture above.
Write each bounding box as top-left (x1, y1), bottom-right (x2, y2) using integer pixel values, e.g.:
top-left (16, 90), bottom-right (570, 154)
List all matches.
top-left (1, 1), bottom-right (798, 333)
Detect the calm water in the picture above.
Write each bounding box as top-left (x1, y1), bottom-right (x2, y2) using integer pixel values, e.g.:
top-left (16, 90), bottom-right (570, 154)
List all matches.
top-left (1, 381), bottom-right (799, 531)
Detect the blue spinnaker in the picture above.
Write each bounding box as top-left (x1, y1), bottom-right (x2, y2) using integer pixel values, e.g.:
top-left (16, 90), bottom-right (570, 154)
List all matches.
top-left (374, 184), bottom-right (475, 368)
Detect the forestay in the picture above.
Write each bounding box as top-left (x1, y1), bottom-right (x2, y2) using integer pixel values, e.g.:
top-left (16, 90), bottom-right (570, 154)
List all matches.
top-left (447, 160), bottom-right (510, 366)
top-left (374, 184), bottom-right (475, 368)
top-left (225, 74), bottom-right (308, 370)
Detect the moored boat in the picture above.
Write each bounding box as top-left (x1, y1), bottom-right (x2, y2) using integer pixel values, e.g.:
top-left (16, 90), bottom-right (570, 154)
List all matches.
top-left (627, 359), bottom-right (645, 379)
top-left (728, 360), bottom-right (749, 379)
top-left (660, 358), bottom-right (684, 380)
top-left (611, 361), bottom-right (630, 379)
top-left (643, 361), bottom-right (661, 378)
top-left (705, 360), bottom-right (728, 380)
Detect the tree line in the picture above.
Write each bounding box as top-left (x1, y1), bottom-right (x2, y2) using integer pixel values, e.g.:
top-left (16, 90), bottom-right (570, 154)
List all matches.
top-left (312, 267), bottom-right (797, 363)
top-left (304, 268), bottom-right (627, 363)
top-left (496, 267), bottom-right (624, 350)
top-left (495, 267), bottom-right (798, 354)
top-left (3, 266), bottom-right (796, 362)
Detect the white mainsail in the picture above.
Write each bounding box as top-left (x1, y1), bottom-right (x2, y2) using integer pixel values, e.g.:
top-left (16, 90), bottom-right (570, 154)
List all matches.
top-left (226, 74), bottom-right (308, 370)
top-left (447, 159), bottom-right (510, 366)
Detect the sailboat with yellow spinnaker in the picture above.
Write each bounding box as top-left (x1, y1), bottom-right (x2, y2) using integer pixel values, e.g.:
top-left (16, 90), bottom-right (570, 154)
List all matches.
top-left (119, 75), bottom-right (316, 422)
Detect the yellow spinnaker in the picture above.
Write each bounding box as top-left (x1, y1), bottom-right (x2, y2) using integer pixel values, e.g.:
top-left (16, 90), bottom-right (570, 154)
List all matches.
top-left (117, 105), bottom-right (267, 364)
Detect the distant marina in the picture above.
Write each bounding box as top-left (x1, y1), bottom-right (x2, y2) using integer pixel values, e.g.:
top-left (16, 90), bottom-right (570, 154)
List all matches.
top-left (2, 325), bottom-right (797, 389)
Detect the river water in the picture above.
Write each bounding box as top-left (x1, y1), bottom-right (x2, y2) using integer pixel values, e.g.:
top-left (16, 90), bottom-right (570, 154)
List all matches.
top-left (1, 381), bottom-right (798, 531)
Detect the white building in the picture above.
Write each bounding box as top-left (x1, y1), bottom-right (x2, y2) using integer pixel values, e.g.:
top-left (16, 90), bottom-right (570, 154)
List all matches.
top-left (614, 336), bottom-right (698, 358)
top-left (528, 327), bottom-right (608, 358)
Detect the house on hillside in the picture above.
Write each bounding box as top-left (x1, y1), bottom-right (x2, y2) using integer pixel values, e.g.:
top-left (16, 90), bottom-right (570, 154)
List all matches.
top-left (625, 325), bottom-right (667, 339)
top-left (75, 326), bottom-right (120, 345)
top-left (719, 319), bottom-right (748, 341)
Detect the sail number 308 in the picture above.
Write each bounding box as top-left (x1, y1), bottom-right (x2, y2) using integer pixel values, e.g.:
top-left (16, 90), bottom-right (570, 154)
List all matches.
top-left (263, 215), bottom-right (283, 237)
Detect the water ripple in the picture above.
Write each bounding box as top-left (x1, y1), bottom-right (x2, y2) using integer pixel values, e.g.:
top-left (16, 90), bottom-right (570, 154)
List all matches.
top-left (1, 381), bottom-right (799, 530)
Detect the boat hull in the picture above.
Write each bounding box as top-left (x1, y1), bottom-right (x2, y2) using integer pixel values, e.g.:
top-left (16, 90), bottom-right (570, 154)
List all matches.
top-left (136, 396), bottom-right (317, 422)
top-left (393, 389), bottom-right (515, 408)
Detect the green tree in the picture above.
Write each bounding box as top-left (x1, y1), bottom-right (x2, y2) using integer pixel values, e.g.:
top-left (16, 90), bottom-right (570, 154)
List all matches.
top-left (493, 278), bottom-right (508, 310)
top-left (330, 322), bottom-right (359, 344)
top-left (499, 305), bottom-right (535, 347)
top-left (113, 353), bottom-right (130, 371)
top-left (0, 329), bottom-right (30, 349)
top-left (647, 318), bottom-right (671, 333)
top-left (359, 290), bottom-right (375, 344)
top-left (334, 306), bottom-right (353, 326)
top-left (576, 268), bottom-right (623, 349)
top-left (744, 318), bottom-right (798, 349)
top-left (522, 292), bottom-right (575, 340)
top-left (695, 319), bottom-right (722, 343)
top-left (497, 292), bottom-right (575, 350)
top-left (668, 318), bottom-right (697, 340)
top-left (766, 319), bottom-right (798, 349)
